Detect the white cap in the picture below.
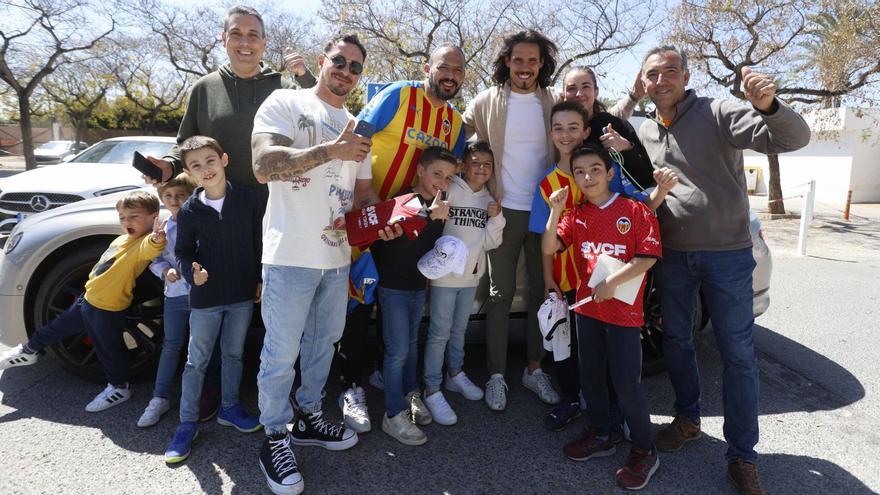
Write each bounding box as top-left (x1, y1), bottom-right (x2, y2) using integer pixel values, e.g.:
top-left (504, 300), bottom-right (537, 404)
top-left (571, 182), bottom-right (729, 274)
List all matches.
top-left (417, 235), bottom-right (469, 280)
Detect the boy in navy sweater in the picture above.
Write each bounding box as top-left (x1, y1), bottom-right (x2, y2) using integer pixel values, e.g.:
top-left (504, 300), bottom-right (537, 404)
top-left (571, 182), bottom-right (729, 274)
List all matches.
top-left (370, 146), bottom-right (455, 446)
top-left (164, 136), bottom-right (264, 464)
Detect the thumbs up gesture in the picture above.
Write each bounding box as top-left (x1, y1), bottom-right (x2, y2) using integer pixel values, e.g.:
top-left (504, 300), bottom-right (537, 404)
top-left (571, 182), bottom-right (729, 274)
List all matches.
top-left (428, 191), bottom-right (450, 221)
top-left (283, 47), bottom-right (306, 77)
top-left (742, 67), bottom-right (776, 112)
top-left (599, 123), bottom-right (632, 152)
top-left (192, 261), bottom-right (208, 286)
top-left (331, 120), bottom-right (372, 162)
top-left (549, 185), bottom-right (569, 212)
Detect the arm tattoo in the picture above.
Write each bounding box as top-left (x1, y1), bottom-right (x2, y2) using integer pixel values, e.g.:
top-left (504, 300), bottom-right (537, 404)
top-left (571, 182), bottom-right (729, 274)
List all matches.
top-left (252, 132), bottom-right (332, 183)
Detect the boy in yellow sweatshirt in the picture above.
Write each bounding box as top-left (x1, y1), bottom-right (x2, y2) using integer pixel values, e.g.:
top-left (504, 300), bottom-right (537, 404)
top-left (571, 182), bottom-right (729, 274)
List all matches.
top-left (0, 190), bottom-right (166, 412)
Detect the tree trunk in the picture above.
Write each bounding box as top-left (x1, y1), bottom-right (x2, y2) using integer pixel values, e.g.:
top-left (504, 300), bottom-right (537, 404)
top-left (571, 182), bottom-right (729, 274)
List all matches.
top-left (767, 153), bottom-right (785, 215)
top-left (18, 97), bottom-right (36, 171)
top-left (74, 118), bottom-right (85, 144)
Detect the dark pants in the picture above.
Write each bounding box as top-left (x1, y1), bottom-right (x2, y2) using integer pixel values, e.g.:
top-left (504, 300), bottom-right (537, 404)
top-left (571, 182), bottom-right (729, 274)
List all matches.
top-left (577, 314), bottom-right (651, 451)
top-left (659, 247), bottom-right (759, 463)
top-left (28, 296), bottom-right (129, 386)
top-left (555, 291), bottom-right (580, 400)
top-left (335, 301), bottom-right (372, 387)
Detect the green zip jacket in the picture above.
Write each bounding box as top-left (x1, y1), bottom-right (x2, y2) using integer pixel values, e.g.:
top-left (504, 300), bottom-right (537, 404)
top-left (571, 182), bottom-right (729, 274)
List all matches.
top-left (164, 63), bottom-right (316, 192)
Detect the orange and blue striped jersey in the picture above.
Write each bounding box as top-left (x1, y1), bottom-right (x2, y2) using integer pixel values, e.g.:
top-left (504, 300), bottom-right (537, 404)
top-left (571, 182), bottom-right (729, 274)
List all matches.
top-left (357, 81), bottom-right (466, 200)
top-left (528, 165), bottom-right (585, 293)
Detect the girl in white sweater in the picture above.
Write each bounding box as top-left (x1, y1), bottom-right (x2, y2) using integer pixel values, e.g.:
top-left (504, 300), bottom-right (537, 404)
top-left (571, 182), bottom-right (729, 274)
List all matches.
top-left (422, 141), bottom-right (506, 425)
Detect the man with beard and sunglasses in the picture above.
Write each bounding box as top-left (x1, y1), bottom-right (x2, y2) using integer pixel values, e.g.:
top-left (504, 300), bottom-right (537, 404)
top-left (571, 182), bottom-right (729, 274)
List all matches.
top-left (328, 43), bottom-right (469, 436)
top-left (251, 34), bottom-right (393, 495)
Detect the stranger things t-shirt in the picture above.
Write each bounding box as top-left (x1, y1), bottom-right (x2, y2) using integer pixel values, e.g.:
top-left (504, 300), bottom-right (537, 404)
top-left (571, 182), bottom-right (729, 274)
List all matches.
top-left (556, 194), bottom-right (661, 327)
top-left (253, 89), bottom-right (372, 269)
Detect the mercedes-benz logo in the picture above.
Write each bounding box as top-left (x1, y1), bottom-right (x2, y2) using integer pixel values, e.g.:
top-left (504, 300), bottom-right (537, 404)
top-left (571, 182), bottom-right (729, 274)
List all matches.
top-left (29, 195), bottom-right (50, 212)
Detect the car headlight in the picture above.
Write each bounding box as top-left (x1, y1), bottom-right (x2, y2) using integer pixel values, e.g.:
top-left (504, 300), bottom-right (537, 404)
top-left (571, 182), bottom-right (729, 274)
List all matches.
top-left (4, 231), bottom-right (22, 254)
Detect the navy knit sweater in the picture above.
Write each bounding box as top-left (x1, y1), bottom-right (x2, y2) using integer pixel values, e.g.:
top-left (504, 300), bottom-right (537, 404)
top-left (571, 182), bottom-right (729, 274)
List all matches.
top-left (176, 182), bottom-right (263, 309)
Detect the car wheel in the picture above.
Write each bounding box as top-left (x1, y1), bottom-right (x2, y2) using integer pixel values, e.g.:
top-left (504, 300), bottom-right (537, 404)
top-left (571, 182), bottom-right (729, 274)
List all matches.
top-left (640, 271), bottom-right (704, 377)
top-left (31, 242), bottom-right (164, 382)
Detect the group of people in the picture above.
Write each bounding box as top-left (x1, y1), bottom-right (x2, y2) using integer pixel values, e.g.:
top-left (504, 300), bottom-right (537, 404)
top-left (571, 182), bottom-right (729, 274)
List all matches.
top-left (0, 4), bottom-right (813, 495)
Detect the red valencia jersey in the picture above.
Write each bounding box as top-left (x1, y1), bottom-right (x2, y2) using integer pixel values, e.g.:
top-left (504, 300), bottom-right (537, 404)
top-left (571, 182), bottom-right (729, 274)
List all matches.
top-left (557, 194), bottom-right (662, 327)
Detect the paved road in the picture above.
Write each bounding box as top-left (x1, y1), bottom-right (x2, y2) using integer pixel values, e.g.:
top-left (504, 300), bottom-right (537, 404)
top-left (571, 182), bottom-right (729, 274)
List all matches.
top-left (1, 197), bottom-right (878, 494)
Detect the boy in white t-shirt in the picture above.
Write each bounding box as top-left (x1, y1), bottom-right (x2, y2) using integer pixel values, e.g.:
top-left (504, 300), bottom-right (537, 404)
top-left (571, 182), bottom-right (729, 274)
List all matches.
top-left (251, 34), bottom-right (388, 495)
top-left (422, 141), bottom-right (505, 425)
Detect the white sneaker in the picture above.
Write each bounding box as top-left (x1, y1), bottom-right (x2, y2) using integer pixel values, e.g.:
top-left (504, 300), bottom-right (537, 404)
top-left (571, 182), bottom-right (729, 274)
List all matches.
top-left (368, 370), bottom-right (384, 390)
top-left (137, 397), bottom-right (170, 427)
top-left (338, 385), bottom-right (371, 433)
top-left (0, 344), bottom-right (39, 371)
top-left (485, 373), bottom-right (508, 411)
top-left (381, 410), bottom-right (427, 446)
top-left (444, 371), bottom-right (484, 401)
top-left (406, 391), bottom-right (433, 426)
top-left (424, 391), bottom-right (457, 426)
top-left (522, 367), bottom-right (561, 405)
top-left (85, 383), bottom-right (132, 412)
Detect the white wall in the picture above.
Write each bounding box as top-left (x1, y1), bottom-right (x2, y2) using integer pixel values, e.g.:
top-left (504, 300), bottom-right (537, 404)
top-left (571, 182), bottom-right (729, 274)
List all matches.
top-left (742, 107), bottom-right (880, 207)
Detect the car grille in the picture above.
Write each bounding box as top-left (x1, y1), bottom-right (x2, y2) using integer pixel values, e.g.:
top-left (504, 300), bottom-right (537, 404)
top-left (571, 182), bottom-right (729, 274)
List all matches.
top-left (0, 192), bottom-right (84, 213)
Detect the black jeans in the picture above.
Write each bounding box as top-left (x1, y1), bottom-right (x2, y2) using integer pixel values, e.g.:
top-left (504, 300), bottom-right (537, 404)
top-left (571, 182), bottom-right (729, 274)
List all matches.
top-left (28, 296), bottom-right (129, 386)
top-left (577, 314), bottom-right (652, 450)
top-left (555, 291), bottom-right (580, 400)
top-left (333, 301), bottom-right (384, 388)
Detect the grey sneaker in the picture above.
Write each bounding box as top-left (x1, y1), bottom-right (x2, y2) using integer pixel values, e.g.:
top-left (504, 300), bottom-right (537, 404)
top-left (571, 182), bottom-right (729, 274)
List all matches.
top-left (137, 397), bottom-right (170, 428)
top-left (338, 385), bottom-right (371, 433)
top-left (0, 344), bottom-right (39, 371)
top-left (382, 410), bottom-right (427, 446)
top-left (522, 367), bottom-right (560, 405)
top-left (406, 391), bottom-right (433, 426)
top-left (445, 371), bottom-right (484, 401)
top-left (424, 391), bottom-right (457, 426)
top-left (485, 373), bottom-right (508, 411)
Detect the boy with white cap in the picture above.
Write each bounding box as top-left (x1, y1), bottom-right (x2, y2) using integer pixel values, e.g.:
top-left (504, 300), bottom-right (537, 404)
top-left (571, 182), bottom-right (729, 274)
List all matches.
top-left (421, 141), bottom-right (505, 425)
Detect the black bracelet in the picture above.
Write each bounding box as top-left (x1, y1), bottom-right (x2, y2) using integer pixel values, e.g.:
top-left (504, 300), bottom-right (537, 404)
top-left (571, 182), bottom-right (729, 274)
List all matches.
top-left (628, 92), bottom-right (639, 102)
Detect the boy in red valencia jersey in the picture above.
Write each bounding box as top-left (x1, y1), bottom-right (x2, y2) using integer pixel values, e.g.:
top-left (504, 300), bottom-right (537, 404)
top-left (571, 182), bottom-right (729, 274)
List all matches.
top-left (542, 143), bottom-right (662, 490)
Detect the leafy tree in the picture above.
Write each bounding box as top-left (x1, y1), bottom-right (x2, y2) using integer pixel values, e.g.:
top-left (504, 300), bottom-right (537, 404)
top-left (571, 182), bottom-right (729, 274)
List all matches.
top-left (668, 0), bottom-right (880, 214)
top-left (0, 0), bottom-right (115, 169)
top-left (41, 55), bottom-right (113, 143)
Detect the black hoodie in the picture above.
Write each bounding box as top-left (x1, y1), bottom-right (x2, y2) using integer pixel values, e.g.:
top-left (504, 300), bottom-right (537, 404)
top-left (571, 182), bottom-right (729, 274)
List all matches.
top-left (165, 63), bottom-right (316, 193)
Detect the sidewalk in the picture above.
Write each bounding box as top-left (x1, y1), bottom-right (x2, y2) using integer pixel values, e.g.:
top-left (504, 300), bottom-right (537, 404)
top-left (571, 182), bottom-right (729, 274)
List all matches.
top-left (750, 194), bottom-right (880, 260)
top-left (0, 157), bottom-right (26, 170)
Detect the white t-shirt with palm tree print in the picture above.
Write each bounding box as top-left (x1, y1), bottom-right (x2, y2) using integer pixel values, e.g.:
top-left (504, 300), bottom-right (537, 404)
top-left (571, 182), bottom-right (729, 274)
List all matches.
top-left (253, 88), bottom-right (372, 269)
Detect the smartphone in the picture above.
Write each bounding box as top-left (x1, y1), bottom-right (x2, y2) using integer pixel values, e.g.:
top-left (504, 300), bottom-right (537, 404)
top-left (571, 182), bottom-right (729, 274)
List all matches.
top-left (132, 151), bottom-right (164, 182)
top-left (602, 125), bottom-right (611, 135)
top-left (353, 120), bottom-right (376, 138)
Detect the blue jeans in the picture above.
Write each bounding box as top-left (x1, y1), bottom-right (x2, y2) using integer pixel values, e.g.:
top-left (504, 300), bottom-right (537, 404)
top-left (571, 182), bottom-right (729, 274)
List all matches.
top-left (424, 285), bottom-right (476, 391)
top-left (28, 296), bottom-right (128, 386)
top-left (380, 287), bottom-right (425, 417)
top-left (659, 247), bottom-right (759, 463)
top-left (152, 295), bottom-right (190, 399)
top-left (179, 300), bottom-right (253, 423)
top-left (258, 264), bottom-right (349, 435)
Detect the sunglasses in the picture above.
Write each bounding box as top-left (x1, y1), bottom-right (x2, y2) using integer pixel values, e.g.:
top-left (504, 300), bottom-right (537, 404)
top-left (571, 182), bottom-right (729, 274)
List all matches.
top-left (330, 54), bottom-right (363, 75)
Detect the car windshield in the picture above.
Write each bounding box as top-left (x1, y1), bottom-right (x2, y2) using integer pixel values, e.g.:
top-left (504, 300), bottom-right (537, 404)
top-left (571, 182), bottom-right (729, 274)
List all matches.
top-left (36, 142), bottom-right (71, 152)
top-left (70, 140), bottom-right (173, 164)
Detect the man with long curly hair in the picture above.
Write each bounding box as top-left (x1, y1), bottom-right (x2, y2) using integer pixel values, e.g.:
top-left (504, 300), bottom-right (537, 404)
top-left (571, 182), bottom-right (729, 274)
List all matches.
top-left (463, 29), bottom-right (563, 412)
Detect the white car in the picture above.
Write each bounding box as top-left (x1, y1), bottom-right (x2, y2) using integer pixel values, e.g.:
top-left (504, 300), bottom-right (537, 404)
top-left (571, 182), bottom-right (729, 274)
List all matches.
top-left (0, 186), bottom-right (773, 381)
top-left (0, 136), bottom-right (176, 242)
top-left (34, 140), bottom-right (90, 164)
